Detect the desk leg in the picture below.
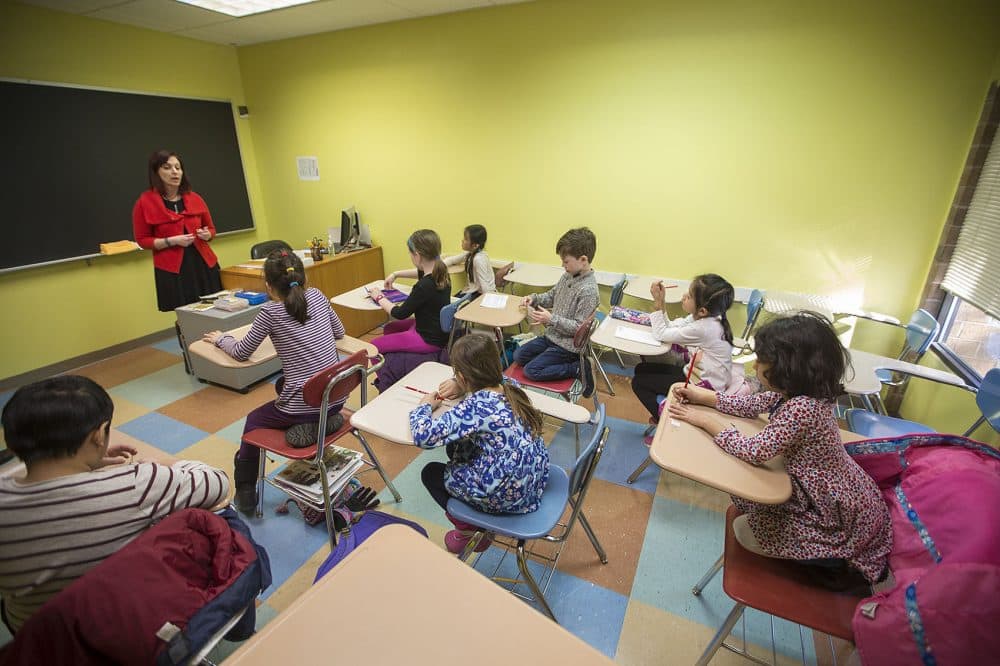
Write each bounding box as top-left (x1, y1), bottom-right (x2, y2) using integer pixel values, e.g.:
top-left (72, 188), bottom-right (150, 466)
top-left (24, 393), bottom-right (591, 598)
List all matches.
top-left (175, 322), bottom-right (193, 375)
top-left (692, 553), bottom-right (723, 595)
top-left (627, 457), bottom-right (652, 484)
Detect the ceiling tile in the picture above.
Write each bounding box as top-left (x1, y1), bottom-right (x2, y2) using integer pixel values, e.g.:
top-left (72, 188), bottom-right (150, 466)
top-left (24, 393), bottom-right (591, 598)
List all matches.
top-left (386, 0), bottom-right (491, 14)
top-left (17, 0), bottom-right (122, 13)
top-left (90, 0), bottom-right (228, 31)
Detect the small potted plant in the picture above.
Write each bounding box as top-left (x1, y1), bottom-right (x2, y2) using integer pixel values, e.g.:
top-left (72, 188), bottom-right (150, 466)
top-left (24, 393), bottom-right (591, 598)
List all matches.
top-left (308, 237), bottom-right (326, 261)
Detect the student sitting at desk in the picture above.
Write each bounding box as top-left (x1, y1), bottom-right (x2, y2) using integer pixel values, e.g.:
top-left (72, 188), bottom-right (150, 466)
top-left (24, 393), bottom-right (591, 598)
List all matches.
top-left (384, 224), bottom-right (496, 299)
top-left (668, 312), bottom-right (893, 589)
top-left (0, 376), bottom-right (229, 633)
top-left (410, 334), bottom-right (550, 554)
top-left (205, 250), bottom-right (346, 514)
top-left (515, 227), bottom-right (600, 397)
top-left (368, 229), bottom-right (451, 356)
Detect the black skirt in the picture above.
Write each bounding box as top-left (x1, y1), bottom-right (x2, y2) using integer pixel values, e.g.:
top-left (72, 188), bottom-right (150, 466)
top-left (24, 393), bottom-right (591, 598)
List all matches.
top-left (154, 246), bottom-right (223, 312)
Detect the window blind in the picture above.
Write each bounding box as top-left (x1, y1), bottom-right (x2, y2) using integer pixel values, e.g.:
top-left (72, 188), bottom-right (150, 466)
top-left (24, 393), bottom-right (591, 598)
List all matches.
top-left (942, 127), bottom-right (1000, 320)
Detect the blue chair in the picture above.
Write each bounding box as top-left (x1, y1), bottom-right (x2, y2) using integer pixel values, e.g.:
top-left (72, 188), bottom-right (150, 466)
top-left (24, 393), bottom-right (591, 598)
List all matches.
top-left (446, 405), bottom-right (610, 623)
top-left (591, 274), bottom-right (629, 395)
top-left (439, 292), bottom-right (474, 354)
top-left (845, 367), bottom-right (1000, 439)
top-left (732, 289), bottom-right (764, 357)
top-left (874, 309), bottom-right (940, 386)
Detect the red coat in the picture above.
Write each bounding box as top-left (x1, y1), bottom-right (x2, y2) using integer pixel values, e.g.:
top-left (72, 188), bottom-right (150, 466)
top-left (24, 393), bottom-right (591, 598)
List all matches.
top-left (132, 189), bottom-right (219, 273)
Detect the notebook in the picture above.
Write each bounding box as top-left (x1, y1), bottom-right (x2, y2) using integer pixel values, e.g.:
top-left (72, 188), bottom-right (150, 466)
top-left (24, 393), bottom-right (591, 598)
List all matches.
top-left (614, 325), bottom-right (662, 347)
top-left (381, 289), bottom-right (408, 303)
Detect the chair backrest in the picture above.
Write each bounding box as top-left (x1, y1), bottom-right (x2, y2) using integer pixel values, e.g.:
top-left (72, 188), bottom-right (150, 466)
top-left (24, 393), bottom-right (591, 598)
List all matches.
top-left (568, 404), bottom-right (608, 496)
top-left (901, 309), bottom-right (940, 358)
top-left (744, 289), bottom-right (765, 334)
top-left (250, 239), bottom-right (294, 260)
top-left (439, 293), bottom-right (474, 333)
top-left (302, 349), bottom-right (369, 409)
top-left (975, 368), bottom-right (1000, 434)
top-left (494, 262), bottom-right (515, 289)
top-left (572, 312), bottom-right (598, 352)
top-left (610, 275), bottom-right (628, 307)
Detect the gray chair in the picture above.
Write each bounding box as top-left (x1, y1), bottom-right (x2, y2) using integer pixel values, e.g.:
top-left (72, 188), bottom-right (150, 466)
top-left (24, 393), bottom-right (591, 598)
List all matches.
top-left (250, 240), bottom-right (294, 259)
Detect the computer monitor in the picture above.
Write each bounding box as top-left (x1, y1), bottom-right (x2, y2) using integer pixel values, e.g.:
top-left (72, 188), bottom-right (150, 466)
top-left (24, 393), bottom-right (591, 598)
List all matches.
top-left (340, 206), bottom-right (360, 250)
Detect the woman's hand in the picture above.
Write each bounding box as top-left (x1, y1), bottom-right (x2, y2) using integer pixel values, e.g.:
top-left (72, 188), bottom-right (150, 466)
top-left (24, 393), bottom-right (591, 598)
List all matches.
top-left (419, 391), bottom-right (443, 409)
top-left (195, 227), bottom-right (212, 241)
top-left (203, 330), bottom-right (223, 344)
top-left (383, 273), bottom-right (396, 289)
top-left (666, 402), bottom-right (726, 434)
top-left (527, 305), bottom-right (552, 325)
top-left (101, 443), bottom-right (138, 467)
top-left (169, 233), bottom-right (196, 248)
top-left (436, 378), bottom-right (462, 400)
top-left (672, 384), bottom-right (717, 407)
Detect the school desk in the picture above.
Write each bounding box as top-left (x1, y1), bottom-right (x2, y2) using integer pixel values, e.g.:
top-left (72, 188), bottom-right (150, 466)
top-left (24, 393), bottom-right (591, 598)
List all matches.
top-left (224, 524), bottom-right (614, 665)
top-left (589, 316), bottom-right (672, 357)
top-left (455, 293), bottom-right (527, 329)
top-left (349, 361), bottom-right (590, 446)
top-left (844, 348), bottom-right (968, 411)
top-left (503, 263), bottom-right (565, 288)
top-left (187, 324), bottom-right (378, 392)
top-left (220, 246), bottom-right (385, 336)
top-left (623, 276), bottom-right (688, 304)
top-left (762, 289), bottom-right (900, 325)
top-left (175, 300), bottom-right (266, 375)
top-left (329, 279), bottom-right (413, 312)
top-left (636, 387), bottom-right (865, 502)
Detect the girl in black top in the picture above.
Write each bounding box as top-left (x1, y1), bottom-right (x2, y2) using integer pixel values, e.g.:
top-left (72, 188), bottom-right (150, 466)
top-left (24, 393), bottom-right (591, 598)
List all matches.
top-left (369, 229), bottom-right (451, 353)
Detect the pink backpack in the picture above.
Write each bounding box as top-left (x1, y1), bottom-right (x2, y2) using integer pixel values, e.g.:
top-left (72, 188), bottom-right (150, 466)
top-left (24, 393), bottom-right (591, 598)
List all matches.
top-left (846, 434), bottom-right (1000, 665)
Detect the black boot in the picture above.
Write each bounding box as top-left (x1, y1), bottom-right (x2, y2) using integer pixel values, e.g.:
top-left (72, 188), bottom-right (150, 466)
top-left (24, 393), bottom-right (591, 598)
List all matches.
top-left (233, 453), bottom-right (259, 516)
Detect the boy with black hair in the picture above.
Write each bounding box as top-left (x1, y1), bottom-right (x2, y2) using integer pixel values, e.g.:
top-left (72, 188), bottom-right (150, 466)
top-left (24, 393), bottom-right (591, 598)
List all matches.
top-left (0, 375), bottom-right (229, 633)
top-left (516, 227), bottom-right (600, 397)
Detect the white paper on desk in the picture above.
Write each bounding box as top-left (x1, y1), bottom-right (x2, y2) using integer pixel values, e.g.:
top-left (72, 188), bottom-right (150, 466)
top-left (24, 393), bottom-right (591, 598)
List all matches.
top-left (615, 325), bottom-right (662, 347)
top-left (235, 263), bottom-right (264, 270)
top-left (481, 294), bottom-right (508, 309)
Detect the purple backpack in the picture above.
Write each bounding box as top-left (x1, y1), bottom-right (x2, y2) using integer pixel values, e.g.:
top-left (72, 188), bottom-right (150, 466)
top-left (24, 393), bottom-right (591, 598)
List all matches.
top-left (313, 510), bottom-right (428, 583)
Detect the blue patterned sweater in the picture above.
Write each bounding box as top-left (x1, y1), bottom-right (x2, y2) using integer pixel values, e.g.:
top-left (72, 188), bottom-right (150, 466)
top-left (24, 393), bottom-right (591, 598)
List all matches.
top-left (409, 390), bottom-right (550, 514)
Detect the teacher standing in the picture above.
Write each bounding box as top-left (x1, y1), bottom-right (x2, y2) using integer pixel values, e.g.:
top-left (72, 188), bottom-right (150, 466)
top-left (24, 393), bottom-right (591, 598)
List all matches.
top-left (132, 150), bottom-right (222, 311)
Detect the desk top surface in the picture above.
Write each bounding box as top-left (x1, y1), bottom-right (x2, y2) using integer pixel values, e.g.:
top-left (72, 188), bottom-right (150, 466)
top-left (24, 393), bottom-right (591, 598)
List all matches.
top-left (455, 293), bottom-right (527, 328)
top-left (846, 348), bottom-right (965, 395)
top-left (350, 362), bottom-right (590, 445)
top-left (224, 525), bottom-right (614, 665)
top-left (330, 280), bottom-right (412, 311)
top-left (649, 388), bottom-right (864, 504)
top-left (591, 317), bottom-right (670, 356)
top-left (504, 263), bottom-right (565, 287)
top-left (188, 325), bottom-right (377, 369)
top-left (623, 276), bottom-right (687, 303)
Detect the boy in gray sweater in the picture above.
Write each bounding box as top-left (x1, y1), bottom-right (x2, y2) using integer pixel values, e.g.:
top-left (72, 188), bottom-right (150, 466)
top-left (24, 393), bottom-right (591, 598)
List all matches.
top-left (516, 227), bottom-right (599, 397)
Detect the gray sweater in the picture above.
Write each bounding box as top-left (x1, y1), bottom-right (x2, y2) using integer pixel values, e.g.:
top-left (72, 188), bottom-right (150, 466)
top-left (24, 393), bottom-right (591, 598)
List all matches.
top-left (530, 270), bottom-right (599, 352)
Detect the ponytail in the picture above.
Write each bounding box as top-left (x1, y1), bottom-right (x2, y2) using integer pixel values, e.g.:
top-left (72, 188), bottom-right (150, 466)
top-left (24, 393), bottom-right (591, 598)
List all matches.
top-left (432, 256), bottom-right (450, 291)
top-left (463, 224), bottom-right (488, 283)
top-left (691, 273), bottom-right (735, 344)
top-left (263, 250), bottom-right (310, 324)
top-left (502, 382), bottom-right (544, 437)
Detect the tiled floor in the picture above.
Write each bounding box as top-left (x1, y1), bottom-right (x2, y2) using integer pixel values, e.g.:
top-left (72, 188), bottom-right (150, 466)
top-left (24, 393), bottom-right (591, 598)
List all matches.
top-left (0, 335), bottom-right (851, 664)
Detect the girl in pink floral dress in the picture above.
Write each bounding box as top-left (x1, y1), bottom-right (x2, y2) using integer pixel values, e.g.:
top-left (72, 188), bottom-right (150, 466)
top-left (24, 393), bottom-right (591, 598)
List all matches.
top-left (669, 312), bottom-right (892, 584)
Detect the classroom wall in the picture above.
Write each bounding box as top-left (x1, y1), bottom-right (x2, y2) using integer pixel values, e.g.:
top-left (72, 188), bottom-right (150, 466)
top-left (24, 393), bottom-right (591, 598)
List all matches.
top-left (0, 2), bottom-right (267, 379)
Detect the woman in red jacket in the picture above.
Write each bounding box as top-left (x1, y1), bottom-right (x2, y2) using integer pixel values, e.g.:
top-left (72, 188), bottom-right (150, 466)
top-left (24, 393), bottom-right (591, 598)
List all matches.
top-left (133, 150), bottom-right (222, 311)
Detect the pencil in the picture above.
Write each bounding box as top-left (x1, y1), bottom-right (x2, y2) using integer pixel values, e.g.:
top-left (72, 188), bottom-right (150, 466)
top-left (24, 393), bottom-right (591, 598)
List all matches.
top-left (683, 349), bottom-right (700, 389)
top-left (404, 385), bottom-right (430, 395)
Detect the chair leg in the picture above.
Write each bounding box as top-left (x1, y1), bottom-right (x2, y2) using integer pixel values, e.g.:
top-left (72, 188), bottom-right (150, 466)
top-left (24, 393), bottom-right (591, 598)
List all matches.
top-left (516, 541), bottom-right (558, 622)
top-left (695, 602), bottom-right (746, 666)
top-left (692, 554), bottom-right (723, 595)
top-left (255, 452), bottom-right (267, 519)
top-left (317, 458), bottom-right (338, 550)
top-left (355, 431), bottom-right (402, 503)
top-left (577, 510), bottom-right (608, 564)
top-left (590, 348), bottom-right (615, 396)
top-left (574, 423), bottom-right (580, 458)
top-left (627, 457), bottom-right (652, 484)
top-left (613, 349), bottom-right (626, 368)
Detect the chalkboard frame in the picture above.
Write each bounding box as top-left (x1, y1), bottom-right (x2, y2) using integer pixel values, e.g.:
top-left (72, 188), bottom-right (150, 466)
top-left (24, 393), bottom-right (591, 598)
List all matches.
top-left (0, 78), bottom-right (255, 274)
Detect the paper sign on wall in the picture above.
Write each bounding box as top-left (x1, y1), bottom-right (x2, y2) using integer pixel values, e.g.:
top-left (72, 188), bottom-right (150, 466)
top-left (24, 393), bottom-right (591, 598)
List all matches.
top-left (296, 156), bottom-right (319, 181)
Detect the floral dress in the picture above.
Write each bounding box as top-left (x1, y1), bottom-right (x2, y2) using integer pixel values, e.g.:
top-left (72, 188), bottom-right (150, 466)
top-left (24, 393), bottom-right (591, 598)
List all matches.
top-left (715, 392), bottom-right (893, 582)
top-left (409, 389), bottom-right (550, 514)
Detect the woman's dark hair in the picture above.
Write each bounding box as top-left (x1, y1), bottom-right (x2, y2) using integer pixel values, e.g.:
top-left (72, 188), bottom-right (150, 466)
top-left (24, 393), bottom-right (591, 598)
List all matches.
top-left (450, 334), bottom-right (544, 436)
top-left (147, 149), bottom-right (192, 195)
top-left (264, 250), bottom-right (309, 324)
top-left (407, 229), bottom-right (450, 290)
top-left (1, 375), bottom-right (114, 466)
top-left (753, 311), bottom-right (850, 401)
top-left (463, 224), bottom-right (488, 283)
top-left (690, 273), bottom-right (736, 344)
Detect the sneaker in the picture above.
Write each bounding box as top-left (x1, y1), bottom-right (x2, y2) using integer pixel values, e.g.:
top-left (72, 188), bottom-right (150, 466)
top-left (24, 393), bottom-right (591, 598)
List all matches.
top-left (285, 413), bottom-right (345, 448)
top-left (445, 511), bottom-right (478, 532)
top-left (445, 529), bottom-right (492, 554)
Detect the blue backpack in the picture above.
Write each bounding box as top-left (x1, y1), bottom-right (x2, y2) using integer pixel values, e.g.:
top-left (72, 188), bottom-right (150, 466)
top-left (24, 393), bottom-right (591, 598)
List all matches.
top-left (314, 511), bottom-right (428, 582)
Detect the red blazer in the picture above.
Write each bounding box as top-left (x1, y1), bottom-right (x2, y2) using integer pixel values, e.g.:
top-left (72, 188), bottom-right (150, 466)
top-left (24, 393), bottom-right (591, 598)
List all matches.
top-left (132, 189), bottom-right (219, 274)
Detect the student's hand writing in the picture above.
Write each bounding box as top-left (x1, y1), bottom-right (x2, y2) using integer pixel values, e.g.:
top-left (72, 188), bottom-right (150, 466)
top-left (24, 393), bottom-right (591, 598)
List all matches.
top-left (203, 330), bottom-right (223, 344)
top-left (195, 227), bottom-right (212, 241)
top-left (666, 402), bottom-right (726, 434)
top-left (420, 391), bottom-right (443, 409)
top-left (672, 384), bottom-right (717, 407)
top-left (170, 234), bottom-right (196, 248)
top-left (383, 273), bottom-right (396, 289)
top-left (368, 287), bottom-right (383, 302)
top-left (649, 280), bottom-right (664, 300)
top-left (437, 378), bottom-right (462, 400)
top-left (527, 305), bottom-right (552, 325)
top-left (344, 486), bottom-right (380, 512)
top-left (101, 444), bottom-right (139, 467)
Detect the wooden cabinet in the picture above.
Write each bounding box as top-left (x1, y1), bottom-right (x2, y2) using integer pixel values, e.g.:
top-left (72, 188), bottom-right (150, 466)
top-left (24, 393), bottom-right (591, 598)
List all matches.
top-left (220, 246), bottom-right (386, 336)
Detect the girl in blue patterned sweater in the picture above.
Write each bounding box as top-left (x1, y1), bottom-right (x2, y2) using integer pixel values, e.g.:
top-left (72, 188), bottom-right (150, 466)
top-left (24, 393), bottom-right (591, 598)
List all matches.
top-left (410, 333), bottom-right (550, 554)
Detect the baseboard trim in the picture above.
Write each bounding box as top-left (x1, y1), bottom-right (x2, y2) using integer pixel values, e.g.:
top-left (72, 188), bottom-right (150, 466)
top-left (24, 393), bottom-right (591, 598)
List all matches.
top-left (1, 328), bottom-right (176, 392)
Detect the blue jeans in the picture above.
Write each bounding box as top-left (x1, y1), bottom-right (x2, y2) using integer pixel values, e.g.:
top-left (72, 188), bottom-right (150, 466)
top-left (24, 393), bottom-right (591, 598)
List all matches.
top-left (514, 336), bottom-right (579, 381)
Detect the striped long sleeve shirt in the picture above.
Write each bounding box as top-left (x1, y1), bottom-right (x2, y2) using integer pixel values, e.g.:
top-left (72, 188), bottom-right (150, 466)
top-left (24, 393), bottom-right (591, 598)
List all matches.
top-left (0, 460), bottom-right (229, 632)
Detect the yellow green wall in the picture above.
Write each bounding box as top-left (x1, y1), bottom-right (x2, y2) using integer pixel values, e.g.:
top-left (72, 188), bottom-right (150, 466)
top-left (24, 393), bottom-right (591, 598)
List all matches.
top-left (0, 2), bottom-right (267, 379)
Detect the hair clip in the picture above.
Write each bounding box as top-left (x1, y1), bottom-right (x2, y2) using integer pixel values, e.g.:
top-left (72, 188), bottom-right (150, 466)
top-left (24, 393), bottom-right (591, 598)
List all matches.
top-left (286, 266), bottom-right (294, 273)
top-left (280, 250), bottom-right (288, 257)
top-left (289, 281), bottom-right (300, 287)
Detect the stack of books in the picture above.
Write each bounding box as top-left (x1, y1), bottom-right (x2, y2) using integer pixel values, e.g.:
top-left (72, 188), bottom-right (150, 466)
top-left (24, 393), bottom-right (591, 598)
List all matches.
top-left (271, 445), bottom-right (364, 509)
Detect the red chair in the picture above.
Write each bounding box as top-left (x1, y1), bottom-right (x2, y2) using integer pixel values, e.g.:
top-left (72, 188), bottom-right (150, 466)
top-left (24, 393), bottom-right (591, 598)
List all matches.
top-left (692, 506), bottom-right (867, 665)
top-left (503, 313), bottom-right (599, 453)
top-left (241, 349), bottom-right (401, 548)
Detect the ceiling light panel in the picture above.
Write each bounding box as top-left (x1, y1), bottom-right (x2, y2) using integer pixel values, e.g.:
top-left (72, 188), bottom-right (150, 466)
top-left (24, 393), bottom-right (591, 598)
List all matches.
top-left (175, 0), bottom-right (319, 18)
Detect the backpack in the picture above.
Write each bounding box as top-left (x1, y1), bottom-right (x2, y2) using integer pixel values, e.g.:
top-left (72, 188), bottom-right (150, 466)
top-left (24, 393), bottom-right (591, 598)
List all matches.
top-left (313, 511), bottom-right (428, 583)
